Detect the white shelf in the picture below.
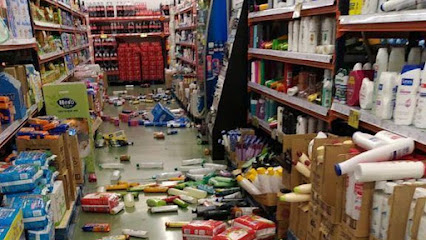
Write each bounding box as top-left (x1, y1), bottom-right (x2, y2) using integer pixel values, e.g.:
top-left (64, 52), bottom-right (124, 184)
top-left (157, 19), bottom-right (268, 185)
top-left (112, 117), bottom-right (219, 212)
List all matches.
top-left (248, 48), bottom-right (333, 64)
top-left (331, 102), bottom-right (426, 145)
top-left (39, 50), bottom-right (65, 61)
top-left (248, 82), bottom-right (329, 117)
top-left (339, 9), bottom-right (426, 25)
top-left (248, 0), bottom-right (335, 19)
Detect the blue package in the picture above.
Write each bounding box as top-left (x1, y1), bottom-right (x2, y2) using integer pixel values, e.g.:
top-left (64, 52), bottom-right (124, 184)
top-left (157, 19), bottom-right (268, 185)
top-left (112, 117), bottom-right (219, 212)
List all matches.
top-left (11, 196), bottom-right (50, 230)
top-left (0, 227), bottom-right (9, 239)
top-left (0, 208), bottom-right (20, 226)
top-left (3, 185), bottom-right (48, 206)
top-left (0, 165), bottom-right (43, 193)
top-left (27, 218), bottom-right (55, 240)
top-left (15, 151), bottom-right (47, 167)
top-left (151, 103), bottom-right (175, 122)
top-left (0, 72), bottom-right (27, 119)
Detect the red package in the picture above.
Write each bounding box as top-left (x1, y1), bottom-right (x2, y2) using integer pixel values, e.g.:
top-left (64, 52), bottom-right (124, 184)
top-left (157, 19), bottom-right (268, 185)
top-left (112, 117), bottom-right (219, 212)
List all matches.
top-left (346, 70), bottom-right (374, 106)
top-left (212, 227), bottom-right (256, 240)
top-left (233, 215), bottom-right (276, 239)
top-left (182, 220), bottom-right (227, 240)
top-left (81, 193), bottom-right (120, 213)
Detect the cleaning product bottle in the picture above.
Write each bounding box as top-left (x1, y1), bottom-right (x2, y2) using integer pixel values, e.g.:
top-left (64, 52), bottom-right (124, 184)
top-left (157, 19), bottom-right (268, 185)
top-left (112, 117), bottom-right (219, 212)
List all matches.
top-left (181, 158), bottom-right (204, 166)
top-left (335, 69), bottom-right (349, 104)
top-left (236, 175), bottom-right (261, 195)
top-left (150, 205), bottom-right (179, 213)
top-left (257, 168), bottom-right (272, 193)
top-left (322, 69), bottom-right (333, 108)
top-left (371, 181), bottom-right (387, 239)
top-left (394, 65), bottom-right (421, 125)
top-left (359, 77), bottom-right (375, 109)
top-left (380, 182), bottom-right (398, 240)
top-left (296, 116), bottom-right (308, 134)
top-left (388, 47), bottom-right (405, 72)
top-left (373, 48), bottom-right (389, 112)
top-left (407, 47), bottom-right (422, 65)
top-left (352, 132), bottom-right (388, 150)
top-left (188, 168), bottom-right (214, 175)
top-left (375, 71), bottom-right (398, 120)
top-left (335, 137), bottom-right (415, 176)
top-left (294, 183), bottom-right (312, 194)
top-left (414, 64), bottom-right (426, 128)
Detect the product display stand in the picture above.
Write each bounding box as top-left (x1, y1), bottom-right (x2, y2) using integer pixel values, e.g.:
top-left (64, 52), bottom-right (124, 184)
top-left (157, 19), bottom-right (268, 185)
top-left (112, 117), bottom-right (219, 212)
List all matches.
top-left (210, 0), bottom-right (248, 160)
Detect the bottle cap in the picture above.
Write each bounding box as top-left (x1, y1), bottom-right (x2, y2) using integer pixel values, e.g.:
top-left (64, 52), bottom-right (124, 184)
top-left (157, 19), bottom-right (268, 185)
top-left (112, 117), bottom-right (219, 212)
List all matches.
top-left (257, 167), bottom-right (266, 174)
top-left (236, 175), bottom-right (244, 182)
top-left (334, 164), bottom-right (342, 176)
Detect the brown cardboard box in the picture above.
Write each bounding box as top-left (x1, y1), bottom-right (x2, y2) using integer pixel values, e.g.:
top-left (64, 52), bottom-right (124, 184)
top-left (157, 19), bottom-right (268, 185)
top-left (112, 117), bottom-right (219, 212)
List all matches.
top-left (339, 225), bottom-right (369, 240)
top-left (308, 203), bottom-right (322, 240)
top-left (276, 199), bottom-right (291, 221)
top-left (17, 136), bottom-right (66, 171)
top-left (65, 133), bottom-right (84, 184)
top-left (57, 170), bottom-right (71, 209)
top-left (277, 220), bottom-right (289, 239)
top-left (319, 217), bottom-right (340, 240)
top-left (342, 180), bottom-right (375, 238)
top-left (387, 184), bottom-right (426, 240)
top-left (296, 203), bottom-right (310, 240)
top-left (410, 197), bottom-right (426, 240)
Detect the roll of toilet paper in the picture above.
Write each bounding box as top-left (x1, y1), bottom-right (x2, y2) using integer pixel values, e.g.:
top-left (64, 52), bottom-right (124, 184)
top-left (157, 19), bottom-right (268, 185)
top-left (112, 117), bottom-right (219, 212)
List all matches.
top-left (354, 161), bottom-right (425, 182)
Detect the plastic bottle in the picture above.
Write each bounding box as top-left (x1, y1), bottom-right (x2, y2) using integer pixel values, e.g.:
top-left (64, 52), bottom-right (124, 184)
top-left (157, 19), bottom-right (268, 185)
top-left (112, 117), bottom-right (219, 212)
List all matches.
top-left (274, 168), bottom-right (285, 191)
top-left (374, 130), bottom-right (404, 143)
top-left (375, 71), bottom-right (398, 120)
top-left (176, 165), bottom-right (202, 172)
top-left (354, 161), bottom-right (425, 182)
top-left (294, 183), bottom-right (312, 194)
top-left (124, 193), bottom-right (135, 208)
top-left (380, 182), bottom-right (397, 240)
top-left (188, 168), bottom-right (214, 175)
top-left (298, 152), bottom-right (311, 167)
top-left (246, 170), bottom-right (262, 190)
top-left (138, 162), bottom-right (164, 169)
top-left (179, 194), bottom-right (197, 204)
top-left (322, 70), bottom-right (333, 108)
top-left (288, 21), bottom-right (293, 52)
top-left (394, 65), bottom-right (422, 125)
top-left (279, 192), bottom-right (311, 202)
top-left (267, 168), bottom-right (277, 193)
top-left (388, 47), bottom-right (405, 72)
top-left (335, 69), bottom-right (349, 104)
top-left (293, 20), bottom-right (300, 52)
top-left (181, 158), bottom-right (204, 166)
top-left (414, 65), bottom-right (426, 128)
top-left (202, 210), bottom-right (230, 220)
top-left (352, 132), bottom-right (388, 150)
top-left (99, 163), bottom-right (124, 169)
top-left (321, 17), bottom-right (333, 46)
top-left (150, 205), bottom-right (178, 213)
top-left (146, 199), bottom-right (167, 207)
top-left (122, 229), bottom-right (148, 238)
top-left (296, 116), bottom-right (308, 134)
top-left (405, 188), bottom-right (426, 240)
top-left (370, 181), bottom-right (387, 238)
top-left (407, 47), bottom-right (422, 65)
top-left (173, 198), bottom-right (189, 208)
top-left (154, 171), bottom-right (182, 180)
top-left (203, 163), bottom-right (227, 170)
top-left (293, 161), bottom-right (311, 178)
top-left (257, 168), bottom-right (272, 193)
top-left (184, 187), bottom-right (208, 199)
top-left (307, 16), bottom-right (320, 53)
top-left (236, 175), bottom-right (261, 195)
top-left (373, 48), bottom-right (389, 113)
top-left (167, 188), bottom-right (188, 196)
top-left (360, 77), bottom-right (375, 109)
top-left (335, 137), bottom-right (415, 176)
top-left (381, 0), bottom-right (426, 11)
top-left (186, 173), bottom-right (205, 181)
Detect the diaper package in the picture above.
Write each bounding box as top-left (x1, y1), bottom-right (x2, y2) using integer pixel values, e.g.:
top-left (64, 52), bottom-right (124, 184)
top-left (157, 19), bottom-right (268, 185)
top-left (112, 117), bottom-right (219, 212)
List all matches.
top-left (27, 218), bottom-right (55, 240)
top-left (0, 165), bottom-right (43, 193)
top-left (11, 195), bottom-right (50, 230)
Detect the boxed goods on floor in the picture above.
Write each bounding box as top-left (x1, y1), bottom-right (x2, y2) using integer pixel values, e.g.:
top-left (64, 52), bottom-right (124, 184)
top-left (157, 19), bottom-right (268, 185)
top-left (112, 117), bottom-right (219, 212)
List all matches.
top-left (212, 227), bottom-right (256, 240)
top-left (182, 220), bottom-right (227, 239)
top-left (233, 215), bottom-right (276, 240)
top-left (81, 192), bottom-right (120, 213)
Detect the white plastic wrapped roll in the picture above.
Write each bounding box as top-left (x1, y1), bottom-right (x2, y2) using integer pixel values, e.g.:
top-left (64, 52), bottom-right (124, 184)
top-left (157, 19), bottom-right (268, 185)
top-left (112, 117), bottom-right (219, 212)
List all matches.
top-left (354, 161), bottom-right (425, 182)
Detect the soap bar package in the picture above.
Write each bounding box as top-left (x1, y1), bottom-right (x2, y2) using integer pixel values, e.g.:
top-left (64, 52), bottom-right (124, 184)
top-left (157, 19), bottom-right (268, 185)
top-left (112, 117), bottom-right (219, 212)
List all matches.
top-left (81, 192), bottom-right (120, 213)
top-left (212, 227), bottom-right (256, 240)
top-left (233, 215), bottom-right (276, 239)
top-left (182, 220), bottom-right (227, 240)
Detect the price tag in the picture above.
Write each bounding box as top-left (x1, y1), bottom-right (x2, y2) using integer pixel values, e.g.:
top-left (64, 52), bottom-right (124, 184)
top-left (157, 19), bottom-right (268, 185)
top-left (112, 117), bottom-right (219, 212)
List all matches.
top-left (140, 33), bottom-right (148, 38)
top-left (100, 34), bottom-right (108, 39)
top-left (252, 117), bottom-right (259, 128)
top-left (348, 109), bottom-right (360, 129)
top-left (292, 1), bottom-right (303, 19)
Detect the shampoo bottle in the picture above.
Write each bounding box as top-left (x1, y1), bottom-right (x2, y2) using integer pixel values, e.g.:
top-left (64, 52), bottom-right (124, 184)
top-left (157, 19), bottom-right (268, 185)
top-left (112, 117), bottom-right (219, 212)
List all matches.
top-left (407, 47), bottom-right (422, 65)
top-left (320, 17), bottom-right (333, 45)
top-left (394, 65), bottom-right (421, 125)
top-left (307, 16), bottom-right (320, 53)
top-left (236, 175), bottom-right (261, 195)
top-left (388, 47), bottom-right (405, 73)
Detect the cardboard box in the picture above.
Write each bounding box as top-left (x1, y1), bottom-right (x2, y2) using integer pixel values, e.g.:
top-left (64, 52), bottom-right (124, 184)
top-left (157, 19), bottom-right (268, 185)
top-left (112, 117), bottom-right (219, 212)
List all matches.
top-left (57, 170), bottom-right (71, 210)
top-left (277, 220), bottom-right (289, 239)
top-left (296, 203), bottom-right (310, 240)
top-left (65, 133), bottom-right (84, 184)
top-left (49, 181), bottom-right (66, 226)
top-left (340, 225), bottom-right (369, 240)
top-left (252, 193), bottom-right (278, 207)
top-left (319, 217), bottom-right (340, 240)
top-left (63, 133), bottom-right (76, 193)
top-left (387, 184), bottom-right (426, 240)
top-left (410, 196), bottom-right (426, 240)
top-left (16, 136), bottom-right (66, 171)
top-left (276, 199), bottom-right (291, 221)
top-left (308, 203), bottom-right (322, 240)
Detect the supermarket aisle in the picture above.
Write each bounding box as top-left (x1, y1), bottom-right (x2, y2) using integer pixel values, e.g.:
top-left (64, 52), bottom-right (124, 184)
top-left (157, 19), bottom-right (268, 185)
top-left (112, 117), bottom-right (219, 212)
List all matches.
top-left (73, 86), bottom-right (207, 239)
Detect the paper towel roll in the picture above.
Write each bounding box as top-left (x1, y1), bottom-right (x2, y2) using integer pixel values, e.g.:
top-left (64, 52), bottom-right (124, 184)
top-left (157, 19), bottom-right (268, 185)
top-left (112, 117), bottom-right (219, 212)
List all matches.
top-left (354, 161), bottom-right (425, 182)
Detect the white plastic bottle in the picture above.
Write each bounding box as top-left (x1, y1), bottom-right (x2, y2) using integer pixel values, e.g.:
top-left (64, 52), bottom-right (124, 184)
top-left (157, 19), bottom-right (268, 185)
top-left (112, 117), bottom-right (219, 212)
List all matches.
top-left (179, 194), bottom-right (197, 204)
top-left (293, 20), bottom-right (300, 52)
top-left (288, 21), bottom-right (293, 52)
top-left (352, 132), bottom-right (388, 150)
top-left (363, 62), bottom-right (372, 70)
top-left (122, 229), bottom-right (148, 238)
top-left (267, 168), bottom-right (278, 193)
top-left (307, 16), bottom-right (320, 53)
top-left (381, 0), bottom-right (426, 11)
top-left (188, 168), bottom-right (214, 175)
top-left (405, 188), bottom-right (426, 240)
top-left (296, 116), bottom-right (308, 134)
top-left (380, 182), bottom-right (397, 240)
top-left (293, 161), bottom-right (311, 178)
top-left (150, 205), bottom-right (178, 213)
top-left (374, 130), bottom-right (404, 143)
top-left (279, 192), bottom-right (311, 202)
top-left (414, 64), bottom-right (426, 128)
top-left (124, 193), bottom-right (135, 208)
top-left (335, 137), bottom-right (415, 176)
top-left (375, 71), bottom-right (398, 120)
top-left (377, 0), bottom-right (388, 12)
top-left (354, 161), bottom-right (426, 182)
top-left (394, 65), bottom-right (421, 125)
top-left (294, 183), bottom-right (312, 194)
top-left (167, 188), bottom-right (188, 196)
top-left (274, 168), bottom-right (285, 191)
top-left (407, 47), bottom-right (422, 65)
top-left (203, 163), bottom-right (227, 170)
top-left (320, 17), bottom-right (333, 46)
top-left (182, 158), bottom-right (204, 166)
top-left (139, 162), bottom-right (164, 169)
top-left (373, 48), bottom-right (389, 112)
top-left (322, 70), bottom-right (333, 108)
top-left (388, 47), bottom-right (405, 73)
top-left (257, 168), bottom-right (272, 193)
top-left (236, 175), bottom-right (261, 195)
top-left (154, 171), bottom-right (182, 180)
top-left (370, 181), bottom-right (387, 239)
top-left (184, 187), bottom-right (208, 199)
top-left (359, 77), bottom-right (375, 109)
top-left (307, 117), bottom-right (317, 134)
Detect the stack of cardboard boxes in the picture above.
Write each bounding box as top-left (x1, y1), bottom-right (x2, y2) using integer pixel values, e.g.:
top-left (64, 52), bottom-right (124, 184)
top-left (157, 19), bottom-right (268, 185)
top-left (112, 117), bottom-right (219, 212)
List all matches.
top-left (280, 133), bottom-right (426, 240)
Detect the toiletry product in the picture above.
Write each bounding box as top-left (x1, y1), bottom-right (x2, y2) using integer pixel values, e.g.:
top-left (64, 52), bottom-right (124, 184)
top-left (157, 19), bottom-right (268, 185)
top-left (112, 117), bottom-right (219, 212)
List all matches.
top-left (138, 162), bottom-right (164, 169)
top-left (203, 163), bottom-right (227, 170)
top-left (352, 132), bottom-right (388, 150)
top-left (154, 171), bottom-right (182, 180)
top-left (373, 48), bottom-right (389, 112)
top-left (335, 69), bottom-right (349, 104)
top-left (321, 17), bottom-right (333, 45)
top-left (381, 0), bottom-right (426, 11)
top-left (293, 161), bottom-right (311, 178)
top-left (377, 0), bottom-right (387, 11)
top-left (257, 168), bottom-right (272, 193)
top-left (150, 205), bottom-right (178, 213)
top-left (188, 168), bottom-right (214, 175)
top-left (359, 77), bottom-right (375, 109)
top-left (174, 198), bottom-right (189, 208)
top-left (294, 183), bottom-right (312, 194)
top-left (374, 130), bottom-right (403, 143)
top-left (143, 186), bottom-right (169, 193)
top-left (407, 47), bottom-right (422, 65)
top-left (122, 229), bottom-right (148, 238)
top-left (375, 72), bottom-right (398, 120)
top-left (414, 65), bottom-right (426, 128)
top-left (182, 158), bottom-right (204, 166)
top-left (380, 182), bottom-right (397, 240)
top-left (363, 62), bottom-right (372, 70)
top-left (335, 137), bottom-right (415, 176)
top-left (124, 193), bottom-right (135, 208)
top-left (394, 65), bottom-right (421, 125)
top-left (279, 192), bottom-right (311, 202)
top-left (236, 175), bottom-right (261, 195)
top-left (371, 181), bottom-right (387, 239)
top-left (167, 188), bottom-right (188, 196)
top-left (184, 187), bottom-right (208, 199)
top-left (322, 70), bottom-right (333, 108)
top-left (307, 16), bottom-right (320, 53)
top-left (388, 47), bottom-right (405, 72)
top-left (354, 161), bottom-right (425, 182)
top-left (146, 199), bottom-right (167, 207)
top-left (296, 116), bottom-right (308, 134)
top-left (347, 65), bottom-right (374, 106)
top-left (307, 117), bottom-right (317, 134)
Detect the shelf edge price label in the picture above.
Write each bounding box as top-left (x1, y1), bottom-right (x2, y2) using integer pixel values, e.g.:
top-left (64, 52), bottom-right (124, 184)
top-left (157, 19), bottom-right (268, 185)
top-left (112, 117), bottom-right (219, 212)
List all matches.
top-left (100, 34), bottom-right (108, 39)
top-left (140, 33), bottom-right (148, 38)
top-left (348, 109), bottom-right (360, 129)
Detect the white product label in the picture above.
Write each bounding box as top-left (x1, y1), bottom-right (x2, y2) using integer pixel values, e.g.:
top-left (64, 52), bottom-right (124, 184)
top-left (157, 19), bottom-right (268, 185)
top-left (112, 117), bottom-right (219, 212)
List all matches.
top-left (20, 173), bottom-right (28, 180)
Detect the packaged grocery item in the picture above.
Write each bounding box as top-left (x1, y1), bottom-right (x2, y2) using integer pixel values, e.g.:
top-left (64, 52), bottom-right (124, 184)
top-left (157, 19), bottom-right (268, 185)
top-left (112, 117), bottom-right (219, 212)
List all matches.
top-left (82, 223), bottom-right (111, 232)
top-left (81, 193), bottom-right (120, 213)
top-left (0, 164), bottom-right (42, 193)
top-left (0, 207), bottom-right (24, 240)
top-left (27, 218), bottom-right (55, 240)
top-left (11, 195), bottom-right (50, 230)
top-left (99, 235), bottom-right (129, 240)
top-left (233, 215), bottom-right (276, 239)
top-left (182, 220), bottom-right (227, 240)
top-left (212, 227), bottom-right (256, 240)
top-left (14, 151), bottom-right (52, 168)
top-left (346, 69), bottom-right (374, 106)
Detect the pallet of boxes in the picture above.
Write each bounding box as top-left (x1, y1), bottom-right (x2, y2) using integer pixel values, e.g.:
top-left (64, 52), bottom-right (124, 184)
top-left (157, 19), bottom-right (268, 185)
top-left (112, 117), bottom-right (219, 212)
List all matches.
top-left (279, 131), bottom-right (426, 240)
